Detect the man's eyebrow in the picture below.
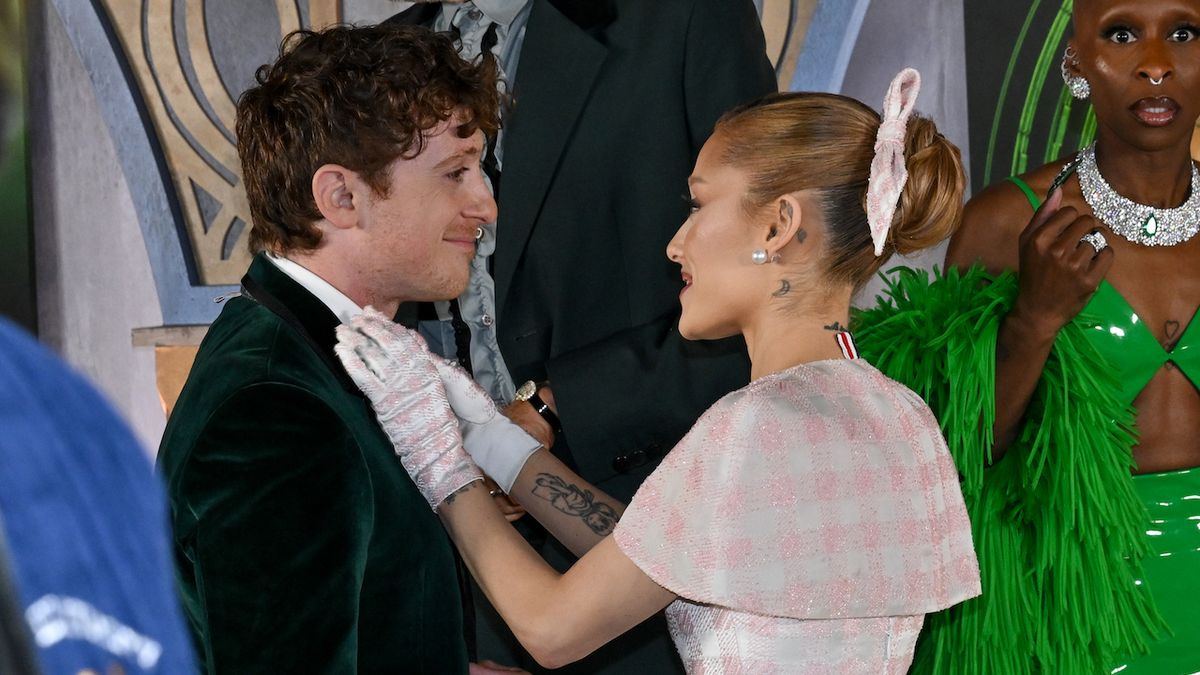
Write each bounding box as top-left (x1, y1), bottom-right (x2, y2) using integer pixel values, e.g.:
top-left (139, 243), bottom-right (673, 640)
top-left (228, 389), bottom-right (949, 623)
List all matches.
top-left (433, 145), bottom-right (483, 171)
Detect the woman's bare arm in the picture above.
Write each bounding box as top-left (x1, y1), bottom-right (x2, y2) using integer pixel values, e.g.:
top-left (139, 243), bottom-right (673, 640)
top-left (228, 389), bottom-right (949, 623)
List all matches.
top-left (505, 448), bottom-right (625, 558)
top-left (439, 482), bottom-right (674, 669)
top-left (948, 185), bottom-right (1112, 459)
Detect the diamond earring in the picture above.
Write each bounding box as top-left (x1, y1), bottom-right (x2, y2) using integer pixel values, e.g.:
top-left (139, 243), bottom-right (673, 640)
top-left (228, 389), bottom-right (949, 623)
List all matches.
top-left (1061, 47), bottom-right (1090, 99)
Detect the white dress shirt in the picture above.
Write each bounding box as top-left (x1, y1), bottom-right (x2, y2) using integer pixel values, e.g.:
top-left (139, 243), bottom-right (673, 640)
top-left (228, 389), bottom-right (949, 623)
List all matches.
top-left (264, 252), bottom-right (363, 324)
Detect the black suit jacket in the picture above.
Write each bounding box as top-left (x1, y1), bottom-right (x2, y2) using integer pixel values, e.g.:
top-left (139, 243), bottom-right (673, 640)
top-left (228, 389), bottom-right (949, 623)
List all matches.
top-left (393, 0), bottom-right (776, 497)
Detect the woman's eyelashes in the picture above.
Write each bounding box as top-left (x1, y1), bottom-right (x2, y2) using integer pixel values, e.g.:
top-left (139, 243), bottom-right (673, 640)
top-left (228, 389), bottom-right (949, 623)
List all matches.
top-left (1100, 23), bottom-right (1200, 44)
top-left (1169, 24), bottom-right (1199, 42)
top-left (683, 193), bottom-right (701, 214)
top-left (1103, 25), bottom-right (1137, 43)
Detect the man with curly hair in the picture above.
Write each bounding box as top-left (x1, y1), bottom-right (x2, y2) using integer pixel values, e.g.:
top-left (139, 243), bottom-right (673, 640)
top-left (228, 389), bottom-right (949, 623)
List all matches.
top-left (157, 24), bottom-right (512, 674)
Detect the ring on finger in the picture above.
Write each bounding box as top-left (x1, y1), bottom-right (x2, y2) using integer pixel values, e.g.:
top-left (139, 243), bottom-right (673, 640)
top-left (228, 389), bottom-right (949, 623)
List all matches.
top-left (1080, 230), bottom-right (1107, 254)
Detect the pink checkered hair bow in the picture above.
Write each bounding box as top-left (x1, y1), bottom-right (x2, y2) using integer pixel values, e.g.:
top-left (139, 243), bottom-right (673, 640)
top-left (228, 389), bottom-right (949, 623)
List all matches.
top-left (866, 68), bottom-right (921, 256)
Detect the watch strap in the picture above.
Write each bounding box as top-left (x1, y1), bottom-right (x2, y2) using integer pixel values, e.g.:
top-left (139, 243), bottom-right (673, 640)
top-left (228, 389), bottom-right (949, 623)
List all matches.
top-left (526, 389), bottom-right (562, 434)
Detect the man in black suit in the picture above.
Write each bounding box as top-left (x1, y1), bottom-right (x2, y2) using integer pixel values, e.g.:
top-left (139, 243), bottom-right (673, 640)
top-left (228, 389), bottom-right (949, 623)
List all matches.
top-left (389, 2), bottom-right (776, 672)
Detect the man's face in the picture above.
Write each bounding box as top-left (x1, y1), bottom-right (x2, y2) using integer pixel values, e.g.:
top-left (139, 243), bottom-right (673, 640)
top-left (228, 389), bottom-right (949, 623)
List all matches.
top-left (357, 110), bottom-right (496, 303)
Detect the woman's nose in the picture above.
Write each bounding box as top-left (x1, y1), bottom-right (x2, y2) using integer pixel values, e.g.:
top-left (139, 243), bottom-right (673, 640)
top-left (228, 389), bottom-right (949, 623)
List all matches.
top-left (666, 221), bottom-right (689, 261)
top-left (1138, 41), bottom-right (1174, 84)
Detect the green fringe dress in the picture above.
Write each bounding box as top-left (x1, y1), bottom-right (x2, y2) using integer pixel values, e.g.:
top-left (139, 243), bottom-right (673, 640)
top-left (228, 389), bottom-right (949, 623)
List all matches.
top-left (853, 265), bottom-right (1198, 674)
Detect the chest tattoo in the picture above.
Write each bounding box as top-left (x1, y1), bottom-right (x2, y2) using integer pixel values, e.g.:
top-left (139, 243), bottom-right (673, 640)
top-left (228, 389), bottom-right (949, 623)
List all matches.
top-left (1164, 319), bottom-right (1181, 351)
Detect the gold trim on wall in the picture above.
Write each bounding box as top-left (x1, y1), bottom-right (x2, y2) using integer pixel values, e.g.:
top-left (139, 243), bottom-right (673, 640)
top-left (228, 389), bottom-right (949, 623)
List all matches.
top-left (97, 1), bottom-right (343, 285)
top-left (309, 0), bottom-right (341, 30)
top-left (132, 325), bottom-right (207, 416)
top-left (762, 0), bottom-right (817, 90)
top-left (98, 1), bottom-right (802, 289)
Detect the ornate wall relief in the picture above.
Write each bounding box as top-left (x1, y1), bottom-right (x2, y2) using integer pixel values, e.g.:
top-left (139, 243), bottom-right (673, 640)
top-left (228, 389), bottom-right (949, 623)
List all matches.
top-left (94, 1), bottom-right (812, 290)
top-left (96, 0), bottom-right (341, 285)
top-left (74, 0), bottom-right (835, 414)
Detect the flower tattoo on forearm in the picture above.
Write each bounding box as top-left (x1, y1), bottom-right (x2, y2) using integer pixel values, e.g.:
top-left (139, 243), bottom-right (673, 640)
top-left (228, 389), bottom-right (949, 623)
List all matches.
top-left (531, 473), bottom-right (619, 536)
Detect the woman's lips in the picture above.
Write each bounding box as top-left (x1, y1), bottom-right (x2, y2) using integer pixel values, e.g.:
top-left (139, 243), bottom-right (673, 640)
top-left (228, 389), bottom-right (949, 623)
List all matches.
top-left (680, 272), bottom-right (692, 296)
top-left (1130, 96), bottom-right (1180, 127)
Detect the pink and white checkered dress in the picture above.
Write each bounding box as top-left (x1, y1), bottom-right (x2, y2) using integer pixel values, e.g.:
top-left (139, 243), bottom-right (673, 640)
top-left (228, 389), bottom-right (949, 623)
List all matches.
top-left (613, 359), bottom-right (980, 674)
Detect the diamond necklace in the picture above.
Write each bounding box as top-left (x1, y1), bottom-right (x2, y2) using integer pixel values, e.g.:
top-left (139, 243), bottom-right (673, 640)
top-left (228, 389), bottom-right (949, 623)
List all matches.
top-left (1075, 142), bottom-right (1200, 247)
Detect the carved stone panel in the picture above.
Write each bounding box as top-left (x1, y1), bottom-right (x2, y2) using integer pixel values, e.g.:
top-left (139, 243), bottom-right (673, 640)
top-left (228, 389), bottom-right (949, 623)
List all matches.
top-left (96, 0), bottom-right (341, 285)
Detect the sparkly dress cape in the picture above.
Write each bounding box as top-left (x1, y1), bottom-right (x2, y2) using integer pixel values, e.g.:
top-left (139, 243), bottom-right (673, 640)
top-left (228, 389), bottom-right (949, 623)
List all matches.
top-left (613, 358), bottom-right (980, 673)
top-left (852, 265), bottom-right (1167, 674)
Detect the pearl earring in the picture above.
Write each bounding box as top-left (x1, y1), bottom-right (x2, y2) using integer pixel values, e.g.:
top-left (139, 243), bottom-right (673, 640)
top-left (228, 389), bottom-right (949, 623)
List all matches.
top-left (751, 249), bottom-right (768, 265)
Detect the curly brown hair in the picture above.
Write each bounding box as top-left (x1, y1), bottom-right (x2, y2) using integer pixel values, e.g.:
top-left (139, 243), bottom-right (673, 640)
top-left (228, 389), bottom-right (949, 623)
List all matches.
top-left (236, 23), bottom-right (502, 254)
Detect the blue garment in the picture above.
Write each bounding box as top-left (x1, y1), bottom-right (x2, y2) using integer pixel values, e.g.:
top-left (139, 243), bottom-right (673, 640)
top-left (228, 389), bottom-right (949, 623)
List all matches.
top-left (0, 317), bottom-right (196, 674)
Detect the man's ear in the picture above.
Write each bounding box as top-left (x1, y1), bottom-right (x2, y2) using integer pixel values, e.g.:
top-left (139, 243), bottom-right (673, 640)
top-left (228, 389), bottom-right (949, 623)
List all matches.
top-left (763, 193), bottom-right (806, 258)
top-left (312, 164), bottom-right (360, 230)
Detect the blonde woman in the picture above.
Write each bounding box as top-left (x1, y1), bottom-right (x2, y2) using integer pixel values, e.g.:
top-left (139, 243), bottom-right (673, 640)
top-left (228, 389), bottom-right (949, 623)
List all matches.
top-left (338, 70), bottom-right (979, 672)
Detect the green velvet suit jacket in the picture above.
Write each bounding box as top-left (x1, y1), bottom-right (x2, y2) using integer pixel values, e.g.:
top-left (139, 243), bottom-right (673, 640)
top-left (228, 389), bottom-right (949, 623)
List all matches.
top-left (158, 255), bottom-right (467, 674)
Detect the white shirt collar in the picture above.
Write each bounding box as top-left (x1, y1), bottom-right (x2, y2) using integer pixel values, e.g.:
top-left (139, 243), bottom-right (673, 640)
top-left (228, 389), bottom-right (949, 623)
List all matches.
top-left (264, 252), bottom-right (363, 324)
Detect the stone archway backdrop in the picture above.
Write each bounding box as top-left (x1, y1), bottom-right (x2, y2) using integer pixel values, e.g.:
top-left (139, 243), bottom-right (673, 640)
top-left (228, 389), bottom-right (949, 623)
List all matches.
top-left (88, 1), bottom-right (341, 299)
top-left (83, 0), bottom-right (1200, 324)
top-left (82, 0), bottom-right (829, 298)
top-left (61, 0), bottom-right (959, 323)
top-left (31, 0), bottom-right (1200, 448)
top-left (98, 1), bottom-right (340, 288)
top-left (34, 0), bottom-right (966, 442)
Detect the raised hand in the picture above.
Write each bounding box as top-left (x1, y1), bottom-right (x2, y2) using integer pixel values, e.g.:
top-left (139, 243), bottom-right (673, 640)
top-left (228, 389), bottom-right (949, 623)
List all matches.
top-left (985, 188), bottom-right (1118, 457)
top-left (334, 308), bottom-right (482, 509)
top-left (433, 359), bottom-right (542, 494)
top-left (1012, 188), bottom-right (1116, 335)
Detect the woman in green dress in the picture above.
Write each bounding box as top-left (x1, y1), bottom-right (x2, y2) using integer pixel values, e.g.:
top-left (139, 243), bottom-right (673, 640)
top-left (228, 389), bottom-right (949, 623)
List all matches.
top-left (855, 0), bottom-right (1200, 671)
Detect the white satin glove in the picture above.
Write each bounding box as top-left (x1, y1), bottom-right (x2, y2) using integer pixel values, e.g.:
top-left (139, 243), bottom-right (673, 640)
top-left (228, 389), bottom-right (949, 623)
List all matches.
top-left (433, 359), bottom-right (542, 494)
top-left (334, 308), bottom-right (483, 509)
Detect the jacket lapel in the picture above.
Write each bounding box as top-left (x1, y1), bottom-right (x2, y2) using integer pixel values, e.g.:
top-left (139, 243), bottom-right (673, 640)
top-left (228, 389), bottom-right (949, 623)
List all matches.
top-left (493, 0), bottom-right (610, 312)
top-left (243, 254), bottom-right (360, 395)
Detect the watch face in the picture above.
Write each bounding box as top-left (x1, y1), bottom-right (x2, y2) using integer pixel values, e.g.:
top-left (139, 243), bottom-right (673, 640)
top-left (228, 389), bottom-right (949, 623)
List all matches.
top-left (515, 380), bottom-right (537, 401)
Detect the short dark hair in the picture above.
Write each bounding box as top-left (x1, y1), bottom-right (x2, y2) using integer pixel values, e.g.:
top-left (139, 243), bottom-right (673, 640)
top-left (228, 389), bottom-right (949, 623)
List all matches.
top-left (236, 23), bottom-right (502, 254)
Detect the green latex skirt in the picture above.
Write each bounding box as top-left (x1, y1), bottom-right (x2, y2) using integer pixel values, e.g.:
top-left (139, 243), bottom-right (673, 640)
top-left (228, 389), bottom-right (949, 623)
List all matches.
top-left (1113, 467), bottom-right (1200, 673)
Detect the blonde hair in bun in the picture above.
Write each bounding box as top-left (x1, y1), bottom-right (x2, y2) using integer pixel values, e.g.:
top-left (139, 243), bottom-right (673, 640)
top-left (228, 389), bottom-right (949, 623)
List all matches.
top-left (714, 92), bottom-right (965, 289)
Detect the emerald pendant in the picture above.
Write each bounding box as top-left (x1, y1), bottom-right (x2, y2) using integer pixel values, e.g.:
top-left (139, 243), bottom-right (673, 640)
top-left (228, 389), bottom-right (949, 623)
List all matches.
top-left (1143, 213), bottom-right (1159, 238)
